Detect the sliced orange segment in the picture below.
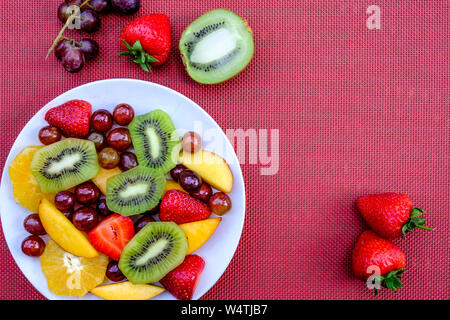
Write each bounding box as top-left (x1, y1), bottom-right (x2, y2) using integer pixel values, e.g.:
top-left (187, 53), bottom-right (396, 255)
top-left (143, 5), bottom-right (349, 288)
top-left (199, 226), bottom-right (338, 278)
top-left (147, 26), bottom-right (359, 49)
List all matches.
top-left (40, 240), bottom-right (108, 297)
top-left (8, 146), bottom-right (55, 212)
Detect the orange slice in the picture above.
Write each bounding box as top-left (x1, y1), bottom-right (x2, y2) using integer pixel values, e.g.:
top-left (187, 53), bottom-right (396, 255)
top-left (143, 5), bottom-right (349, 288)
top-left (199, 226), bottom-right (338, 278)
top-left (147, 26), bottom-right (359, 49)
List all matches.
top-left (40, 239), bottom-right (108, 297)
top-left (8, 146), bottom-right (55, 212)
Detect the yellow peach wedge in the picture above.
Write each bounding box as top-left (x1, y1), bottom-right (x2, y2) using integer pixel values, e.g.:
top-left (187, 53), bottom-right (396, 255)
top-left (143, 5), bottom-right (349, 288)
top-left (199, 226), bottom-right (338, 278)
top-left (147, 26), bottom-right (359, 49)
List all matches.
top-left (178, 150), bottom-right (233, 193)
top-left (164, 180), bottom-right (186, 195)
top-left (90, 281), bottom-right (165, 300)
top-left (92, 167), bottom-right (122, 195)
top-left (39, 199), bottom-right (98, 258)
top-left (179, 217), bottom-right (221, 254)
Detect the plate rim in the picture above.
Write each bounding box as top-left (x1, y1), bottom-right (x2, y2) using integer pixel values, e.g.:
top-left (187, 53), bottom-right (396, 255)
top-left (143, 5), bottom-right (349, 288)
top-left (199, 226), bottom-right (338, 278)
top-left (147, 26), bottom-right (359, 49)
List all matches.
top-left (0, 78), bottom-right (246, 300)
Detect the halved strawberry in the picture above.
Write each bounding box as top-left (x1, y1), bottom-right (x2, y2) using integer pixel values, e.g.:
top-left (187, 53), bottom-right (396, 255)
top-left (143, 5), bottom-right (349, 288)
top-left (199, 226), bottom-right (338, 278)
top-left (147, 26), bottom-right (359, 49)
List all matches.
top-left (45, 100), bottom-right (91, 138)
top-left (160, 190), bottom-right (211, 224)
top-left (88, 213), bottom-right (135, 261)
top-left (160, 255), bottom-right (205, 300)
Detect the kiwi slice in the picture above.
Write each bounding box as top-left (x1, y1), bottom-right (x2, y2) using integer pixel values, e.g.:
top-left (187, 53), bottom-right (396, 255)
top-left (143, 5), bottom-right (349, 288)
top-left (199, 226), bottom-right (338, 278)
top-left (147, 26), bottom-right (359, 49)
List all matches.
top-left (30, 138), bottom-right (99, 193)
top-left (119, 221), bottom-right (188, 284)
top-left (179, 9), bottom-right (254, 84)
top-left (106, 166), bottom-right (166, 216)
top-left (129, 109), bottom-right (180, 174)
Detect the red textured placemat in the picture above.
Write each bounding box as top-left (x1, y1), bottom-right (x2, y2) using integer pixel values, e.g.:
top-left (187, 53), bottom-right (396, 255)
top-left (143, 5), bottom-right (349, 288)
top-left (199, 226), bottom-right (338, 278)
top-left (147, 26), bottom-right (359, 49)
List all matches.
top-left (0, 1), bottom-right (448, 300)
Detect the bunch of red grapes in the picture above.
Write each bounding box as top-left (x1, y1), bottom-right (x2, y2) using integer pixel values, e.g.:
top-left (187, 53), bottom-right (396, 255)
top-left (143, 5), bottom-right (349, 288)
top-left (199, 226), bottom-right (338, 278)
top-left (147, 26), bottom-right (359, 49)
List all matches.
top-left (55, 0), bottom-right (141, 73)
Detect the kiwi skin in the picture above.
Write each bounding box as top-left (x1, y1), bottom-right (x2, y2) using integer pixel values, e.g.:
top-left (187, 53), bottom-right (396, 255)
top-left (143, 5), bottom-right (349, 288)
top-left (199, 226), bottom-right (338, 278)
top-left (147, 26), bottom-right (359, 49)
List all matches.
top-left (118, 221), bottom-right (188, 284)
top-left (179, 8), bottom-right (255, 85)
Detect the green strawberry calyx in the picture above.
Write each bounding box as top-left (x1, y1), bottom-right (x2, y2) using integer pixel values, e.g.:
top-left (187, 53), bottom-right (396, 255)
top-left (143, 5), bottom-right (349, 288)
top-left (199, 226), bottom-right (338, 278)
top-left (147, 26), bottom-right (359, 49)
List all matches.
top-left (374, 268), bottom-right (405, 296)
top-left (401, 208), bottom-right (433, 238)
top-left (119, 39), bottom-right (159, 72)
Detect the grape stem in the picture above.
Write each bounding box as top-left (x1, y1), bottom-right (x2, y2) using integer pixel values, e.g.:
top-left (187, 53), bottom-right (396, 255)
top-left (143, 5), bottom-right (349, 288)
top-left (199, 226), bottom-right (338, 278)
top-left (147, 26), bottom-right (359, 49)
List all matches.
top-left (46, 14), bottom-right (77, 59)
top-left (46, 0), bottom-right (91, 59)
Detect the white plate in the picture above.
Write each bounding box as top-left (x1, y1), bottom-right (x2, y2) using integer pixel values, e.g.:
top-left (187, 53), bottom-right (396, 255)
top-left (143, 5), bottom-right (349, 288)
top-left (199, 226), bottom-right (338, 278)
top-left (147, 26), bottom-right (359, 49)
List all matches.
top-left (0, 79), bottom-right (245, 300)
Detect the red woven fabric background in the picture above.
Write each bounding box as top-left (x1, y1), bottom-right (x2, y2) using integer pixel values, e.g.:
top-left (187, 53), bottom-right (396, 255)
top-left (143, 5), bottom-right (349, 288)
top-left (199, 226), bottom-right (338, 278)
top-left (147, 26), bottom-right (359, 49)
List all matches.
top-left (0, 1), bottom-right (448, 300)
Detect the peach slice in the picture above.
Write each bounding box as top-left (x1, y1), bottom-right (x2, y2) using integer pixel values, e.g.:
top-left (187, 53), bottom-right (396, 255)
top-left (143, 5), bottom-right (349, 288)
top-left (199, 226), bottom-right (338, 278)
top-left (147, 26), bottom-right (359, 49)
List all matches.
top-left (164, 180), bottom-right (186, 195)
top-left (178, 150), bottom-right (233, 193)
top-left (92, 167), bottom-right (122, 195)
top-left (179, 217), bottom-right (221, 254)
top-left (39, 199), bottom-right (98, 258)
top-left (90, 281), bottom-right (165, 300)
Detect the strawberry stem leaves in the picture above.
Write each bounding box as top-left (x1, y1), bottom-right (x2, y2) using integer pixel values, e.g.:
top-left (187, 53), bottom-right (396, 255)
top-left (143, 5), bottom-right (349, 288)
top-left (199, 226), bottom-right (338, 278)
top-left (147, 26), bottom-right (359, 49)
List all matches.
top-left (119, 39), bottom-right (159, 72)
top-left (374, 268), bottom-right (405, 296)
top-left (401, 208), bottom-right (433, 238)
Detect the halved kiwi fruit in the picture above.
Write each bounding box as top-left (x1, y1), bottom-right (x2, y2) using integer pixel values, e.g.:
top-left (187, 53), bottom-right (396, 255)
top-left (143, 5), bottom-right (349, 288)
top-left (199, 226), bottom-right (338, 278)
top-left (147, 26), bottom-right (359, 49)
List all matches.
top-left (106, 166), bottom-right (166, 216)
top-left (119, 221), bottom-right (188, 284)
top-left (129, 109), bottom-right (180, 173)
top-left (30, 138), bottom-right (99, 193)
top-left (179, 9), bottom-right (254, 84)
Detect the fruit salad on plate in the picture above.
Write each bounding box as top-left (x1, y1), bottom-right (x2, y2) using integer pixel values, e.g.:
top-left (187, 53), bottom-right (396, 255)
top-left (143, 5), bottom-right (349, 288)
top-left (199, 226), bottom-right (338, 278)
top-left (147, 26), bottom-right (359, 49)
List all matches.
top-left (9, 99), bottom-right (234, 300)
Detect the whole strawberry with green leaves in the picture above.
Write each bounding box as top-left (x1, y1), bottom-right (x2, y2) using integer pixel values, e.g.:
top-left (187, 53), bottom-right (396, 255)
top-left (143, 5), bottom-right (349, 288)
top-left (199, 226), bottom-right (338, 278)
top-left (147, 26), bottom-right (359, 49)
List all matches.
top-left (352, 230), bottom-right (406, 295)
top-left (356, 193), bottom-right (432, 239)
top-left (119, 13), bottom-right (171, 71)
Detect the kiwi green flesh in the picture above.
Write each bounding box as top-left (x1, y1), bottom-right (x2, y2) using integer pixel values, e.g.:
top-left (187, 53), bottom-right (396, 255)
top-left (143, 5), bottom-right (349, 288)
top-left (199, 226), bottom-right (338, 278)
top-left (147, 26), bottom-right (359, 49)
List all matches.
top-left (30, 138), bottom-right (99, 193)
top-left (179, 9), bottom-right (254, 84)
top-left (106, 166), bottom-right (166, 216)
top-left (129, 109), bottom-right (180, 174)
top-left (118, 221), bottom-right (188, 284)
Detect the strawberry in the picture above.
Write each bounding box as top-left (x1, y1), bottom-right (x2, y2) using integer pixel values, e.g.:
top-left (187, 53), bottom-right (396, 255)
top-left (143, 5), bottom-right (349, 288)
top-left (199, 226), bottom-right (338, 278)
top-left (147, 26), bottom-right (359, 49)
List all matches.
top-left (88, 213), bottom-right (135, 261)
top-left (119, 14), bottom-right (171, 71)
top-left (160, 255), bottom-right (205, 300)
top-left (160, 190), bottom-right (211, 224)
top-left (45, 100), bottom-right (91, 138)
top-left (356, 193), bottom-right (432, 239)
top-left (352, 230), bottom-right (406, 294)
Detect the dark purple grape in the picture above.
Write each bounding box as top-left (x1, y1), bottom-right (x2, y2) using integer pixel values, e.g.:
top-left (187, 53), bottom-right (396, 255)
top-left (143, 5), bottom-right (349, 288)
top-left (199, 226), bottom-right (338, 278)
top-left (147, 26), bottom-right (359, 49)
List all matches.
top-left (91, 109), bottom-right (113, 132)
top-left (80, 9), bottom-right (100, 33)
top-left (113, 104), bottom-right (134, 125)
top-left (79, 38), bottom-right (99, 60)
top-left (75, 182), bottom-right (101, 204)
top-left (39, 126), bottom-right (62, 145)
top-left (55, 191), bottom-right (76, 210)
top-left (96, 198), bottom-right (111, 216)
top-left (107, 128), bottom-right (132, 151)
top-left (119, 152), bottom-right (138, 171)
top-left (134, 215), bottom-right (155, 233)
top-left (61, 46), bottom-right (85, 73)
top-left (106, 261), bottom-right (126, 281)
top-left (90, 0), bottom-right (111, 13)
top-left (190, 182), bottom-right (212, 203)
top-left (21, 236), bottom-right (45, 257)
top-left (55, 39), bottom-right (72, 61)
top-left (170, 164), bottom-right (186, 182)
top-left (111, 0), bottom-right (140, 15)
top-left (23, 214), bottom-right (46, 236)
top-left (57, 3), bottom-right (71, 23)
top-left (60, 209), bottom-right (74, 220)
top-left (179, 170), bottom-right (202, 193)
top-left (72, 206), bottom-right (99, 231)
